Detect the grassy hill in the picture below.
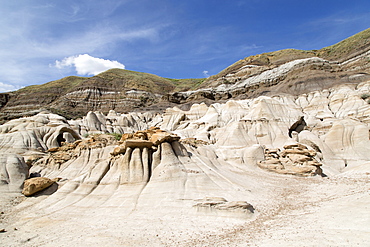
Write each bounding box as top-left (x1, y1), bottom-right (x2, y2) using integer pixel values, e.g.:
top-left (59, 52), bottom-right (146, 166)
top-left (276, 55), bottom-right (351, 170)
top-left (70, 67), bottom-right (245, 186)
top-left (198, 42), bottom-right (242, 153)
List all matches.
top-left (317, 28), bottom-right (370, 61)
top-left (0, 69), bottom-right (205, 122)
top-left (14, 69), bottom-right (205, 96)
top-left (199, 28), bottom-right (370, 89)
top-left (1, 28), bottom-right (369, 122)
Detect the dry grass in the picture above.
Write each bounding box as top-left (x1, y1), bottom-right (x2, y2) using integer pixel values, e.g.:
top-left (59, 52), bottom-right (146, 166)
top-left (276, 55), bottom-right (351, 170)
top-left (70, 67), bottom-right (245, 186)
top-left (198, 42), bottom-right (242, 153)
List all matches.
top-left (16, 76), bottom-right (86, 94)
top-left (317, 28), bottom-right (370, 61)
top-left (200, 28), bottom-right (370, 89)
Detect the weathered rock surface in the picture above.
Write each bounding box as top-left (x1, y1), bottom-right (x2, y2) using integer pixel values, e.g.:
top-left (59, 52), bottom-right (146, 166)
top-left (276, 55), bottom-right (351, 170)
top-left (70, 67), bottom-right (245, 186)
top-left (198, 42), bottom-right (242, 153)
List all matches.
top-left (0, 70), bottom-right (201, 123)
top-left (0, 112), bottom-right (80, 153)
top-left (258, 144), bottom-right (322, 176)
top-left (1, 81), bottom-right (370, 195)
top-left (193, 197), bottom-right (255, 218)
top-left (0, 154), bottom-right (28, 192)
top-left (0, 96), bottom-right (368, 246)
top-left (1, 82), bottom-right (368, 204)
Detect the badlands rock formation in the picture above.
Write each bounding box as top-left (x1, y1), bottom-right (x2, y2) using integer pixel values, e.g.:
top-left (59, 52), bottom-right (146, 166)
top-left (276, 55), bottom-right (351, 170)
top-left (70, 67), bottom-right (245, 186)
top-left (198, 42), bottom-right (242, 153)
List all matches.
top-left (0, 80), bottom-right (369, 246)
top-left (0, 70), bottom-right (201, 123)
top-left (165, 28), bottom-right (370, 104)
top-left (1, 28), bottom-right (369, 124)
top-left (258, 143), bottom-right (322, 176)
top-left (0, 29), bottom-right (369, 246)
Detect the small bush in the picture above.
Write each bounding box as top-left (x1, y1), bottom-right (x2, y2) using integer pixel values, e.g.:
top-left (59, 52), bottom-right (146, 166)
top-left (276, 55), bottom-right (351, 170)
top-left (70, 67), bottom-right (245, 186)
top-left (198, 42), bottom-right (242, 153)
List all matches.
top-left (361, 93), bottom-right (370, 100)
top-left (108, 133), bottom-right (122, 141)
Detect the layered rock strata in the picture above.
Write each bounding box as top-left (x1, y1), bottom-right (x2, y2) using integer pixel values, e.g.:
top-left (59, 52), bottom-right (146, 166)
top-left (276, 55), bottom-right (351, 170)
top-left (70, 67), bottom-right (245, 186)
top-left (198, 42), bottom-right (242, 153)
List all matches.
top-left (165, 51), bottom-right (370, 104)
top-left (1, 81), bottom-right (370, 194)
top-left (1, 29), bottom-right (369, 122)
top-left (258, 144), bottom-right (322, 176)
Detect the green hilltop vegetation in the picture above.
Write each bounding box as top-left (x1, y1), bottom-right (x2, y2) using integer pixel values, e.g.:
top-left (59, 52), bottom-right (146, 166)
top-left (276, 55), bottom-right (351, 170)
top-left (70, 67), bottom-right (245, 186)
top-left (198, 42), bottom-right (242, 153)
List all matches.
top-left (205, 27), bottom-right (370, 85)
top-left (16, 76), bottom-right (87, 95)
top-left (14, 69), bottom-right (205, 96)
top-left (317, 27), bottom-right (370, 61)
top-left (7, 28), bottom-right (370, 95)
top-left (165, 77), bottom-right (206, 91)
top-left (0, 69), bottom-right (206, 122)
top-left (94, 69), bottom-right (205, 93)
top-left (1, 27), bottom-right (369, 123)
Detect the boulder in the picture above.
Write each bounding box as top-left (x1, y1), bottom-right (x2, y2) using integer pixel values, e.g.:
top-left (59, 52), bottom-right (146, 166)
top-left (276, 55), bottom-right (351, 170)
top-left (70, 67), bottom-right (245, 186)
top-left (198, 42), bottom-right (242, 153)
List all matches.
top-left (258, 143), bottom-right (322, 176)
top-left (120, 133), bottom-right (135, 141)
top-left (22, 177), bottom-right (59, 196)
top-left (149, 131), bottom-right (180, 146)
top-left (111, 145), bottom-right (126, 156)
top-left (193, 197), bottom-right (255, 217)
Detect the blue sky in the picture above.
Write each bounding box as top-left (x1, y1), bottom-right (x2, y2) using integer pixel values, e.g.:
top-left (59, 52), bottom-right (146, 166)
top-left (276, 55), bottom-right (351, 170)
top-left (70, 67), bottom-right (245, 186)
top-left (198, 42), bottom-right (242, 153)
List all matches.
top-left (0, 0), bottom-right (369, 92)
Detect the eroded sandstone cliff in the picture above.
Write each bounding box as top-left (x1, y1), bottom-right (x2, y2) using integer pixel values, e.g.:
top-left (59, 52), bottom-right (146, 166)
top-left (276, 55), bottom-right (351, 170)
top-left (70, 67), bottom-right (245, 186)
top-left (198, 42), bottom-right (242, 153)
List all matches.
top-left (1, 81), bottom-right (370, 193)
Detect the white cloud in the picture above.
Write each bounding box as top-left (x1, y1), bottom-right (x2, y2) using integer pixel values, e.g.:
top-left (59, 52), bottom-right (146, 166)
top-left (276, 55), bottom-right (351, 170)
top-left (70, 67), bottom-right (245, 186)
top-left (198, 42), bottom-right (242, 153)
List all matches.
top-left (0, 2), bottom-right (161, 85)
top-left (55, 54), bottom-right (125, 75)
top-left (203, 70), bottom-right (210, 77)
top-left (0, 82), bottom-right (21, 93)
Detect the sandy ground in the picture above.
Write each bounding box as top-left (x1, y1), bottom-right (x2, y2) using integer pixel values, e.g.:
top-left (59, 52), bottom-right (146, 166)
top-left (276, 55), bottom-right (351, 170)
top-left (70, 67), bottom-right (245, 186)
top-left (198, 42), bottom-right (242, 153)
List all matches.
top-left (1, 171), bottom-right (369, 247)
top-left (185, 175), bottom-right (370, 247)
